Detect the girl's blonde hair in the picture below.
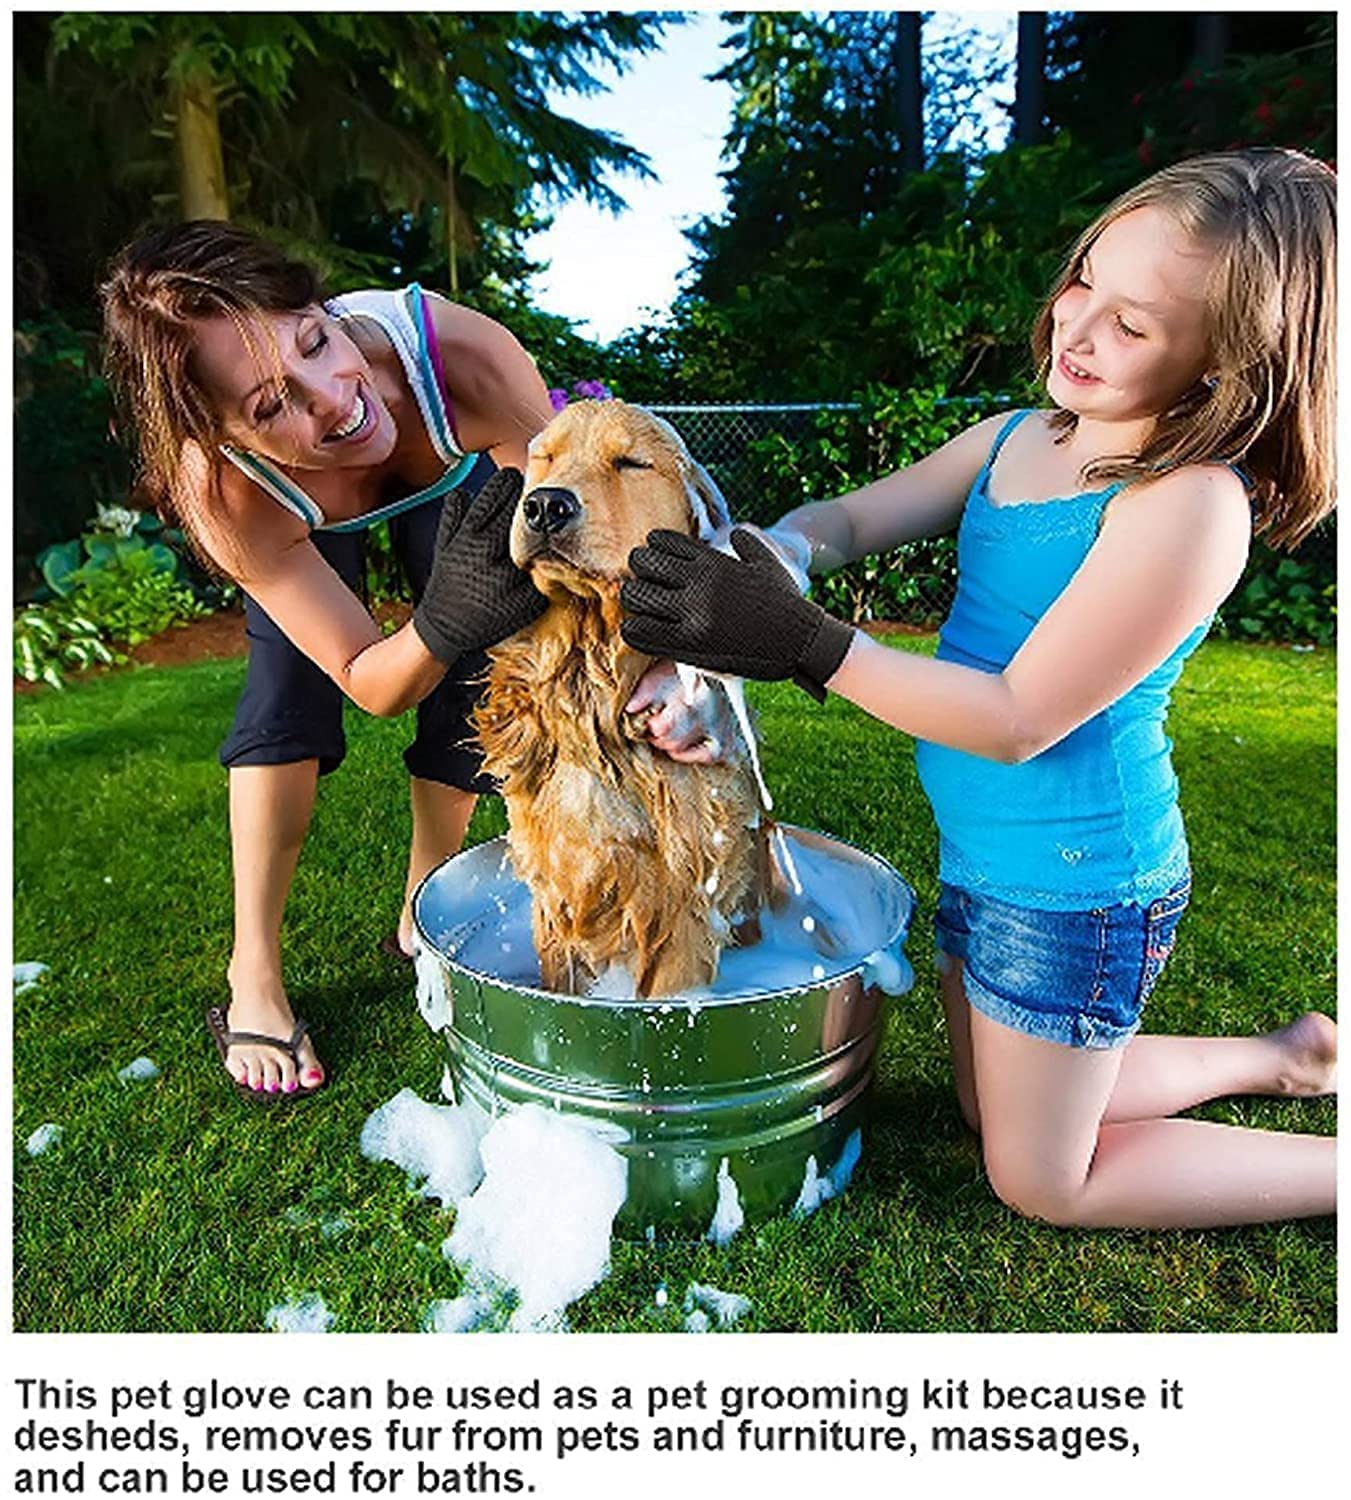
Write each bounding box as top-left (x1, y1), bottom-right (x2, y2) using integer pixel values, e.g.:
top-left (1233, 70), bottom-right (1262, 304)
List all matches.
top-left (1031, 148), bottom-right (1336, 549)
top-left (99, 221), bottom-right (326, 567)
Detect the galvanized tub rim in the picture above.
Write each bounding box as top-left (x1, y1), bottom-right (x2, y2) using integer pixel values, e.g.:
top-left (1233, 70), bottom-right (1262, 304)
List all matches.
top-left (411, 823), bottom-right (911, 1009)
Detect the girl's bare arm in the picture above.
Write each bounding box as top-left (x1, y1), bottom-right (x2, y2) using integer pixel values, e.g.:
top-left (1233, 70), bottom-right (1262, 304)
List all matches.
top-left (774, 411), bottom-right (1011, 571)
top-left (827, 465), bottom-right (1252, 760)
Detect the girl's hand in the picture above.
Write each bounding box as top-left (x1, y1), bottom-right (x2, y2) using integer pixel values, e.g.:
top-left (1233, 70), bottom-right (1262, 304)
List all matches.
top-left (412, 468), bottom-right (547, 665)
top-left (625, 660), bottom-right (730, 765)
top-left (703, 521), bottom-right (812, 591)
top-left (620, 528), bottom-right (855, 701)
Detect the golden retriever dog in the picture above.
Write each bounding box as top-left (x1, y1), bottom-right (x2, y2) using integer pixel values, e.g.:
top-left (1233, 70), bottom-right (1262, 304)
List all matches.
top-left (471, 400), bottom-right (769, 998)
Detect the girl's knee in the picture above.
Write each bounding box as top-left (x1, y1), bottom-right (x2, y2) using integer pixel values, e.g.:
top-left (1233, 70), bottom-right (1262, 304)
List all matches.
top-left (981, 1142), bottom-right (1085, 1226)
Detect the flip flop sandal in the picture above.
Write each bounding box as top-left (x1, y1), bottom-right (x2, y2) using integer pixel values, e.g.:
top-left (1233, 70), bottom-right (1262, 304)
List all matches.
top-left (205, 1004), bottom-right (326, 1103)
top-left (378, 931), bottom-right (416, 963)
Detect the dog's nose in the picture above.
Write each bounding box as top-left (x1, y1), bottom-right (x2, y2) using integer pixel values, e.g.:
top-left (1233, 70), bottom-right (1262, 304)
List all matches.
top-left (522, 487), bottom-right (581, 535)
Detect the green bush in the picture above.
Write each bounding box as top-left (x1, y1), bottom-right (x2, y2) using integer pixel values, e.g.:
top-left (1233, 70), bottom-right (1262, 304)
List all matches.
top-left (1219, 543), bottom-right (1336, 647)
top-left (737, 385), bottom-right (1011, 625)
top-left (13, 602), bottom-right (118, 690)
top-left (16, 509), bottom-right (209, 688)
top-left (15, 313), bottom-right (129, 584)
top-left (66, 549), bottom-right (208, 648)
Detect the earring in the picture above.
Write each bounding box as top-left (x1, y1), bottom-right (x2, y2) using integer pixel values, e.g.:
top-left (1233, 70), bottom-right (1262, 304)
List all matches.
top-left (1203, 373), bottom-right (1219, 391)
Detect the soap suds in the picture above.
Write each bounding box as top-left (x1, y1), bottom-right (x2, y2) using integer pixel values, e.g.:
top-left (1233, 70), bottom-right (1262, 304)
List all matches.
top-left (442, 1105), bottom-right (628, 1332)
top-left (265, 1293), bottom-right (334, 1333)
top-left (685, 1281), bottom-right (752, 1329)
top-left (117, 1056), bottom-right (160, 1084)
top-left (707, 1157), bottom-right (745, 1246)
top-left (792, 1127), bottom-right (863, 1218)
top-left (26, 1122), bottom-right (62, 1156)
top-left (359, 1088), bottom-right (486, 1206)
top-left (15, 961), bottom-right (49, 996)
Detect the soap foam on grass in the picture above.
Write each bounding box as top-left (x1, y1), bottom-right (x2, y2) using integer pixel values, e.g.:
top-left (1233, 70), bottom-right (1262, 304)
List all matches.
top-left (15, 961), bottom-right (49, 996)
top-left (117, 1056), bottom-right (160, 1084)
top-left (792, 1127), bottom-right (863, 1219)
top-left (362, 1092), bottom-right (628, 1332)
top-left (707, 1157), bottom-right (745, 1247)
top-left (359, 1087), bottom-right (487, 1207)
top-left (26, 1122), bottom-right (62, 1157)
top-left (685, 1281), bottom-right (752, 1329)
top-left (442, 1105), bottom-right (628, 1332)
top-left (265, 1293), bottom-right (334, 1333)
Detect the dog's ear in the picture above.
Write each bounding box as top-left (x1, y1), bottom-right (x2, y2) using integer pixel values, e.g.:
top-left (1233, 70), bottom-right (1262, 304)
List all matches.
top-left (685, 459), bottom-right (731, 539)
top-left (642, 409), bottom-right (731, 538)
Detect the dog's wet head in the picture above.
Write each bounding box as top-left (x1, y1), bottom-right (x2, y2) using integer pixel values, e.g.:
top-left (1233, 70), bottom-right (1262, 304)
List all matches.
top-left (513, 400), bottom-right (727, 597)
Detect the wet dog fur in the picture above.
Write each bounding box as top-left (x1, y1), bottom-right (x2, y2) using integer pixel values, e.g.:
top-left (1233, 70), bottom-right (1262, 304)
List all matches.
top-left (472, 400), bottom-right (768, 998)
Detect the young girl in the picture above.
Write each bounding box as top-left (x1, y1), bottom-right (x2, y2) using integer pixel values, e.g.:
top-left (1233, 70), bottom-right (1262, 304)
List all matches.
top-left (620, 148), bottom-right (1337, 1229)
top-left (101, 222), bottom-right (711, 1102)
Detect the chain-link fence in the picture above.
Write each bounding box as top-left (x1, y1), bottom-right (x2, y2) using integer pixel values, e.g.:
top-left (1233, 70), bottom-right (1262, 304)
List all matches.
top-left (646, 403), bottom-right (861, 524)
top-left (644, 399), bottom-right (1010, 627)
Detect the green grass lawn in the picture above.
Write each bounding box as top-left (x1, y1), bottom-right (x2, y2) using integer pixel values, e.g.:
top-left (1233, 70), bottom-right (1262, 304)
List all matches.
top-left (12, 637), bottom-right (1335, 1333)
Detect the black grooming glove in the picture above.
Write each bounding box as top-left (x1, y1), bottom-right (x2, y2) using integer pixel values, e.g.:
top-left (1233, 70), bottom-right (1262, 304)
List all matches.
top-left (620, 527), bottom-right (855, 701)
top-left (412, 467), bottom-right (547, 665)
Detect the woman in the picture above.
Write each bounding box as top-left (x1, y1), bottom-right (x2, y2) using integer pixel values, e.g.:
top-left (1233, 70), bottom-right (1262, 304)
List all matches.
top-left (102, 221), bottom-right (708, 1101)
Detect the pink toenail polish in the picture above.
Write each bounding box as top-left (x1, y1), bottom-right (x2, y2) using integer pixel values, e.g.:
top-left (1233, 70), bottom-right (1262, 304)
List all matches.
top-left (284, 1081), bottom-right (297, 1094)
top-left (266, 1081), bottom-right (279, 1093)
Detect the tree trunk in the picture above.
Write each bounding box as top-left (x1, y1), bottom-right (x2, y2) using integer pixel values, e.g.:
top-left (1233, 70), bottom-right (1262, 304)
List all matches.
top-left (1013, 12), bottom-right (1046, 146)
top-left (446, 157), bottom-right (459, 296)
top-left (172, 62), bottom-right (229, 220)
top-left (1193, 13), bottom-right (1229, 73)
top-left (893, 13), bottom-right (924, 178)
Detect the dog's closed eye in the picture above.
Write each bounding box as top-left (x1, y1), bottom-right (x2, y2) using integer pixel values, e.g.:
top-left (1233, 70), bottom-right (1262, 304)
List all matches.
top-left (613, 455), bottom-right (653, 472)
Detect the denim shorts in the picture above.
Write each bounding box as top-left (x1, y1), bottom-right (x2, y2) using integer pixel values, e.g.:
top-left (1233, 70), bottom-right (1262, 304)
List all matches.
top-left (933, 874), bottom-right (1191, 1049)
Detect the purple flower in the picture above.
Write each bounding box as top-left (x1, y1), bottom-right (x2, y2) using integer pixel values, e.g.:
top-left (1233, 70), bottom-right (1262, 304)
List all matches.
top-left (547, 387), bottom-right (570, 412)
top-left (572, 380), bottom-right (612, 402)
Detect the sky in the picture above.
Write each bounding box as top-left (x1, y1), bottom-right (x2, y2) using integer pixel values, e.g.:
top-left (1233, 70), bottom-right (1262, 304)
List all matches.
top-left (523, 12), bottom-right (737, 344)
top-left (524, 10), bottom-right (1017, 344)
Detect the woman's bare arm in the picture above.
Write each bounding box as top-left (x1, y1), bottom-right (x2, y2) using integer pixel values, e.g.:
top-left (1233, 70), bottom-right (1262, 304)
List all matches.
top-left (187, 450), bottom-right (446, 717)
top-left (425, 294), bottom-right (555, 470)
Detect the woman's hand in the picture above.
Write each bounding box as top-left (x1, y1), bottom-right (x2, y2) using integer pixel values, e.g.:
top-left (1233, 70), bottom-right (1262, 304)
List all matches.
top-left (412, 468), bottom-right (547, 665)
top-left (620, 528), bottom-right (855, 701)
top-left (625, 659), bottom-right (732, 765)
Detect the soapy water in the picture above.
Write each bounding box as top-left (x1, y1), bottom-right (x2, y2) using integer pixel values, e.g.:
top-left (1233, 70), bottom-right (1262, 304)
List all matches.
top-left (418, 829), bottom-right (912, 1004)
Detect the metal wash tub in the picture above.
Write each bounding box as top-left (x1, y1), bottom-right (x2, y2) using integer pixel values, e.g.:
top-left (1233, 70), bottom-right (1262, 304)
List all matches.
top-left (412, 825), bottom-right (914, 1238)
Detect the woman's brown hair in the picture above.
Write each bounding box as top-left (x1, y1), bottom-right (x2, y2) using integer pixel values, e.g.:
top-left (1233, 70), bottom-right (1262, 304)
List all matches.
top-left (99, 221), bottom-right (326, 565)
top-left (1030, 148), bottom-right (1336, 549)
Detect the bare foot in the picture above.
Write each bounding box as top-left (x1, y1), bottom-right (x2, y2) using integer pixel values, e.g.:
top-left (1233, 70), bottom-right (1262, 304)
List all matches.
top-left (1270, 1011), bottom-right (1337, 1097)
top-left (223, 958), bottom-right (325, 1096)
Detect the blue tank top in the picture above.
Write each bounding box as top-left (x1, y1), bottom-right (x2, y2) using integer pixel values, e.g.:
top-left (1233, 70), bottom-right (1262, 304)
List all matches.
top-left (913, 410), bottom-right (1210, 910)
